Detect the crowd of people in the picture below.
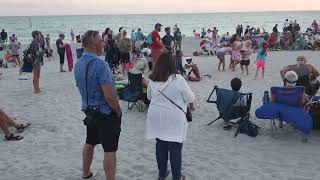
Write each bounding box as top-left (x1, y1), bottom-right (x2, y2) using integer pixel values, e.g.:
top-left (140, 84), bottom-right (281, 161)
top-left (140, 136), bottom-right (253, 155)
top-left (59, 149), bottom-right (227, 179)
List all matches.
top-left (193, 19), bottom-right (320, 57)
top-left (191, 19), bottom-right (320, 79)
top-left (1, 18), bottom-right (320, 180)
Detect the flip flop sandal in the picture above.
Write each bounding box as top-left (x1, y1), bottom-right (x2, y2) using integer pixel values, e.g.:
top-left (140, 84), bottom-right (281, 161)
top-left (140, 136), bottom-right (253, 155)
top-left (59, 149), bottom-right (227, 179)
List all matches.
top-left (5, 134), bottom-right (24, 141)
top-left (82, 171), bottom-right (100, 180)
top-left (17, 123), bottom-right (31, 133)
top-left (158, 170), bottom-right (171, 180)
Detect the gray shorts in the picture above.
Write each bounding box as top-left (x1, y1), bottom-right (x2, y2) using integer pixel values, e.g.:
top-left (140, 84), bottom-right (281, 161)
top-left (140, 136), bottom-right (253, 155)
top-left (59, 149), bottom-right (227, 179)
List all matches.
top-left (217, 52), bottom-right (225, 60)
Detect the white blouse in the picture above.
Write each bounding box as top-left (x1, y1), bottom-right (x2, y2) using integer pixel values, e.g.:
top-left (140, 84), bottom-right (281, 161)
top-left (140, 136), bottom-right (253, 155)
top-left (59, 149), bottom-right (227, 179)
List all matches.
top-left (146, 74), bottom-right (195, 143)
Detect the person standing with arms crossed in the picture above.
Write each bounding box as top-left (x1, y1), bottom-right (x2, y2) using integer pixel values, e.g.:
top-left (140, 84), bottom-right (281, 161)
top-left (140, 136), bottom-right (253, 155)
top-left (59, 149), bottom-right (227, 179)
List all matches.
top-left (74, 30), bottom-right (122, 180)
top-left (56, 33), bottom-right (67, 72)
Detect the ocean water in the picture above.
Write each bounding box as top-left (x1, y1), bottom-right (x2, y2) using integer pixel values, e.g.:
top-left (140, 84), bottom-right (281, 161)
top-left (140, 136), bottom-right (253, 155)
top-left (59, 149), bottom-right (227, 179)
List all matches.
top-left (0, 11), bottom-right (319, 44)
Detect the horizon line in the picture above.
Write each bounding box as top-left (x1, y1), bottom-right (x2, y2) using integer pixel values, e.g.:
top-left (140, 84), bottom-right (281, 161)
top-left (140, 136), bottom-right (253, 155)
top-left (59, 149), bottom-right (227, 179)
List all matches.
top-left (0, 9), bottom-right (319, 18)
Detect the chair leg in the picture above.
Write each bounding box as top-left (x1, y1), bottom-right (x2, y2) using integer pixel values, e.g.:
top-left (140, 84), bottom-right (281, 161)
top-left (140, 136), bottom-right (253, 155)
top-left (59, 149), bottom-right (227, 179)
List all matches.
top-left (234, 126), bottom-right (241, 138)
top-left (271, 119), bottom-right (277, 137)
top-left (136, 102), bottom-right (143, 112)
top-left (302, 134), bottom-right (308, 143)
top-left (207, 116), bottom-right (221, 126)
top-left (128, 101), bottom-right (145, 112)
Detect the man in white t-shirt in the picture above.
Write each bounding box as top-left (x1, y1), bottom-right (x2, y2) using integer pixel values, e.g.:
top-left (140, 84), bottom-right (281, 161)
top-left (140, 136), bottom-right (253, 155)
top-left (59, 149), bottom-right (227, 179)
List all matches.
top-left (141, 42), bottom-right (152, 70)
top-left (283, 19), bottom-right (289, 33)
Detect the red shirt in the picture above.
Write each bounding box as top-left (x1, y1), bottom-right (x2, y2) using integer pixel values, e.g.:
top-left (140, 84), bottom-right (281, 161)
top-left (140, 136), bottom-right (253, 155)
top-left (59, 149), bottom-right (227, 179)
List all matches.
top-left (151, 31), bottom-right (162, 50)
top-left (268, 35), bottom-right (277, 45)
top-left (312, 22), bottom-right (319, 29)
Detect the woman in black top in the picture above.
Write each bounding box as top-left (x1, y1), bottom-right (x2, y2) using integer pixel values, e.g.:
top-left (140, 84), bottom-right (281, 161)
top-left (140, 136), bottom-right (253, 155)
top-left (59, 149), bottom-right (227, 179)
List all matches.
top-left (56, 33), bottom-right (67, 72)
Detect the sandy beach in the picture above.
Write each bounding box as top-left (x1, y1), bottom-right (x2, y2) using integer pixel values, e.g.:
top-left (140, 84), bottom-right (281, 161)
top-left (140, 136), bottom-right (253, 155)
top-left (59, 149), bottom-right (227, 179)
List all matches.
top-left (1, 37), bottom-right (320, 180)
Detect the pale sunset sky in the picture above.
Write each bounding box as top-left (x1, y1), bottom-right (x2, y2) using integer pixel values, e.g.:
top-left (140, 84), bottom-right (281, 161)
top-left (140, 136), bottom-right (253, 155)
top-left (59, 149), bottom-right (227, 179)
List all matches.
top-left (0, 0), bottom-right (319, 16)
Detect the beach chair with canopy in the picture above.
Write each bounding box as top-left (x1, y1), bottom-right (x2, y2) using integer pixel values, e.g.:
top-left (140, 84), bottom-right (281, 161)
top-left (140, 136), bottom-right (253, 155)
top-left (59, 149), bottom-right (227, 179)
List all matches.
top-left (255, 86), bottom-right (313, 138)
top-left (206, 86), bottom-right (253, 138)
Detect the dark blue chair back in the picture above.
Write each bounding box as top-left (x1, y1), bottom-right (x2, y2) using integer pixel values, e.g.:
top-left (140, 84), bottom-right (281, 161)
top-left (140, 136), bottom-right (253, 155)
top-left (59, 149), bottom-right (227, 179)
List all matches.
top-left (271, 86), bottom-right (305, 107)
top-left (215, 87), bottom-right (252, 120)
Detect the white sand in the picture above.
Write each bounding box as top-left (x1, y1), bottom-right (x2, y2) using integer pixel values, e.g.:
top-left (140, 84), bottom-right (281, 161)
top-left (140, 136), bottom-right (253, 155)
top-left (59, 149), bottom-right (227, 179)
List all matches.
top-left (1, 38), bottom-right (320, 180)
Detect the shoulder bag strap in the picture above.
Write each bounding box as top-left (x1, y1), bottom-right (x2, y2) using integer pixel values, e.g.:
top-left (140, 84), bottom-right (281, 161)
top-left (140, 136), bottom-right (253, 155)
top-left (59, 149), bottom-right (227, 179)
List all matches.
top-left (158, 90), bottom-right (187, 115)
top-left (85, 59), bottom-right (97, 107)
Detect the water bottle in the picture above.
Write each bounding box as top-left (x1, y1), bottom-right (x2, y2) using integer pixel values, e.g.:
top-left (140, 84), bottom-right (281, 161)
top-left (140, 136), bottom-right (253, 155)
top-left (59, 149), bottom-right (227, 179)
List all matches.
top-left (262, 91), bottom-right (270, 104)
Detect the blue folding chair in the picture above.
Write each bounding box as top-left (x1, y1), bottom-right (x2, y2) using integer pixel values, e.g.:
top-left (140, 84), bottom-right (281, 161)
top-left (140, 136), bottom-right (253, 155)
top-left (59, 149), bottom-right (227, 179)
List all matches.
top-left (256, 86), bottom-right (313, 138)
top-left (207, 86), bottom-right (253, 137)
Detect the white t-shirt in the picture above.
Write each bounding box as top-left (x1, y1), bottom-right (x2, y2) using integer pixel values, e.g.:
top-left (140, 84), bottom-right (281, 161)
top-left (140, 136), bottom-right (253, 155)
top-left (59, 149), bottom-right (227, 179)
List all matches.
top-left (146, 74), bottom-right (195, 143)
top-left (141, 48), bottom-right (151, 56)
top-left (128, 57), bottom-right (148, 74)
top-left (182, 57), bottom-right (193, 74)
top-left (206, 32), bottom-right (213, 39)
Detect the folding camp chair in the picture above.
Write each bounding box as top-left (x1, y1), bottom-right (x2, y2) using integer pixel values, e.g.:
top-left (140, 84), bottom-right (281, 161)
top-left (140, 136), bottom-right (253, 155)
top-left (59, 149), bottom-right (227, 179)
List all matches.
top-left (120, 73), bottom-right (147, 112)
top-left (255, 86), bottom-right (313, 139)
top-left (207, 86), bottom-right (253, 138)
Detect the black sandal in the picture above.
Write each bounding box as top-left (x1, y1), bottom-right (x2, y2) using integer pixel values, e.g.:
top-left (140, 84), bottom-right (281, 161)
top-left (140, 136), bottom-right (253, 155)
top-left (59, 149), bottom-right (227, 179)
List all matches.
top-left (17, 123), bottom-right (31, 133)
top-left (5, 134), bottom-right (24, 141)
top-left (82, 172), bottom-right (93, 180)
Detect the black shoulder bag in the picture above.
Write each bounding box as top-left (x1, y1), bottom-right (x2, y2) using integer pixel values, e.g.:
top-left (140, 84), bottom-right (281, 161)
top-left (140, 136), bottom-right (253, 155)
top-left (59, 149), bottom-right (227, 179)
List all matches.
top-left (158, 90), bottom-right (193, 122)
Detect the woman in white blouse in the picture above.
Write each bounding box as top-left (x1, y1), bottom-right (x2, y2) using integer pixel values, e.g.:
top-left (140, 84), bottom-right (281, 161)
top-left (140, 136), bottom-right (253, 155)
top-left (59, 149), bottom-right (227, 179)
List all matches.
top-left (146, 51), bottom-right (195, 180)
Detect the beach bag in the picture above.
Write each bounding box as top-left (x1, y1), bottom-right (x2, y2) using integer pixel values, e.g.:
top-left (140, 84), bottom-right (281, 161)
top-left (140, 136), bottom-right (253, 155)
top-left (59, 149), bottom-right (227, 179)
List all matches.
top-left (239, 120), bottom-right (259, 137)
top-left (21, 45), bottom-right (34, 72)
top-left (22, 45), bottom-right (34, 64)
top-left (147, 32), bottom-right (153, 45)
